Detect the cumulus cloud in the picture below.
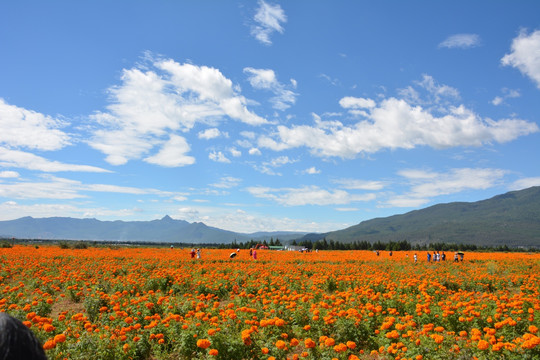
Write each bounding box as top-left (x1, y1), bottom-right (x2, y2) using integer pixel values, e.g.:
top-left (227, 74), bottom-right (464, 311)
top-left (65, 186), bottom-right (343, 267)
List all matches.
top-left (258, 76), bottom-right (538, 158)
top-left (198, 128), bottom-right (224, 140)
top-left (303, 167), bottom-right (320, 175)
top-left (386, 168), bottom-right (507, 207)
top-left (0, 99), bottom-right (71, 151)
top-left (209, 151), bottom-right (230, 163)
top-left (438, 33), bottom-right (481, 49)
top-left (229, 147), bottom-right (242, 157)
top-left (247, 185), bottom-right (376, 206)
top-left (144, 134), bottom-right (195, 167)
top-left (251, 0), bottom-right (287, 45)
top-left (254, 155), bottom-right (295, 175)
top-left (89, 57), bottom-right (265, 166)
top-left (502, 29), bottom-right (540, 89)
top-left (339, 97), bottom-right (376, 110)
top-left (244, 67), bottom-right (298, 110)
top-left (0, 100), bottom-right (104, 173)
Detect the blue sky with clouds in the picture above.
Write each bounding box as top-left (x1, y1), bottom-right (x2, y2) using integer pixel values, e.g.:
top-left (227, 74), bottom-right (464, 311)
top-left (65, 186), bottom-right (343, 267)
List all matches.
top-left (1, 1), bottom-right (539, 233)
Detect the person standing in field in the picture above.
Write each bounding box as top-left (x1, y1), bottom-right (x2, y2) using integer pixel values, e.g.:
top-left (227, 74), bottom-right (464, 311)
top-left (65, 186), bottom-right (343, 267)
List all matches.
top-left (196, 248), bottom-right (201, 259)
top-left (414, 253), bottom-right (417, 263)
top-left (190, 248), bottom-right (195, 259)
top-left (427, 252), bottom-right (431, 262)
top-left (252, 249), bottom-right (257, 260)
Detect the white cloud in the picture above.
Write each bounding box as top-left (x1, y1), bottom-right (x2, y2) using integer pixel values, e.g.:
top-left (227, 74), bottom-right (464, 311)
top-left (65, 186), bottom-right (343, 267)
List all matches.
top-left (386, 168), bottom-right (507, 207)
top-left (269, 155), bottom-right (294, 167)
top-left (251, 0), bottom-right (287, 45)
top-left (491, 88), bottom-right (521, 106)
top-left (244, 67), bottom-right (298, 110)
top-left (335, 207), bottom-right (359, 212)
top-left (89, 57), bottom-right (266, 166)
top-left (0, 147), bottom-right (110, 173)
top-left (339, 97), bottom-right (376, 110)
top-left (211, 176), bottom-right (242, 189)
top-left (0, 177), bottom-right (85, 200)
top-left (0, 99), bottom-right (71, 151)
top-left (198, 128), bottom-right (223, 139)
top-left (438, 33), bottom-right (481, 49)
top-left (0, 171), bottom-right (19, 178)
top-left (509, 177), bottom-right (540, 190)
top-left (258, 76), bottom-right (538, 158)
top-left (333, 179), bottom-right (385, 190)
top-left (0, 174), bottom-right (182, 201)
top-left (171, 204), bottom-right (344, 233)
top-left (247, 185), bottom-right (376, 206)
top-left (249, 147), bottom-right (261, 155)
top-left (0, 201), bottom-right (142, 221)
top-left (229, 147), bottom-right (242, 157)
top-left (502, 29), bottom-right (540, 89)
top-left (491, 96), bottom-right (504, 106)
top-left (303, 167), bottom-right (320, 175)
top-left (144, 134), bottom-right (195, 167)
top-left (209, 151), bottom-right (230, 163)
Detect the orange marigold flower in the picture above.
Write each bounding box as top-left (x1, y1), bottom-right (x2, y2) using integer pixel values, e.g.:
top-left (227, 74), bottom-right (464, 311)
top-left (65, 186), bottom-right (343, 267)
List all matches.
top-left (305, 338), bottom-right (316, 348)
top-left (209, 349), bottom-right (218, 356)
top-left (43, 340), bottom-right (56, 350)
top-left (477, 340), bottom-right (490, 350)
top-left (53, 334), bottom-right (66, 343)
top-left (346, 341), bottom-right (356, 349)
top-left (529, 325), bottom-right (538, 334)
top-left (333, 343), bottom-right (348, 353)
top-left (197, 339), bottom-right (211, 349)
top-left (276, 340), bottom-right (287, 349)
top-left (324, 337), bottom-right (335, 347)
top-left (262, 347), bottom-right (269, 354)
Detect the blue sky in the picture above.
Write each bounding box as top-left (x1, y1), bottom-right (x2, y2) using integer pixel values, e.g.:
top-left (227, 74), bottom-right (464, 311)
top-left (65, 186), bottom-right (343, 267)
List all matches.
top-left (1, 1), bottom-right (540, 233)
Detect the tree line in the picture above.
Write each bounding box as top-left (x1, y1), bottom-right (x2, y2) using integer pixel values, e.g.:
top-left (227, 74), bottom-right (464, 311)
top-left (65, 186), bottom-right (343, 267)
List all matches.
top-left (289, 238), bottom-right (537, 252)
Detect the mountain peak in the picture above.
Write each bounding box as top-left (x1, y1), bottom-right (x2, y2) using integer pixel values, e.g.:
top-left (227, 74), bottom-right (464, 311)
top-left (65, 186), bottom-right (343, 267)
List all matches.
top-left (161, 215), bottom-right (173, 221)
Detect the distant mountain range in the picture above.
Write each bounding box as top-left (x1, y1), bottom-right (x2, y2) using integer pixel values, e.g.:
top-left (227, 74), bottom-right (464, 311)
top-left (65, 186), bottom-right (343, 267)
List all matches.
top-left (1, 186), bottom-right (539, 247)
top-left (299, 186), bottom-right (540, 248)
top-left (0, 215), bottom-right (304, 244)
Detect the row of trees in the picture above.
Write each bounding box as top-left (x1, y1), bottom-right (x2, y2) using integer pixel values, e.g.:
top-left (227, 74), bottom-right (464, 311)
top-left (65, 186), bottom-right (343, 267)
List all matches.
top-left (220, 238), bottom-right (284, 250)
top-left (289, 238), bottom-right (536, 252)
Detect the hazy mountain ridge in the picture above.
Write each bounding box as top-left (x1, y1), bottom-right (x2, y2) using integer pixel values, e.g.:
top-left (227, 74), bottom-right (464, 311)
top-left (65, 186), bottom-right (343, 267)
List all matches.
top-left (308, 186), bottom-right (540, 248)
top-left (0, 215), bottom-right (304, 243)
top-left (1, 187), bottom-right (539, 247)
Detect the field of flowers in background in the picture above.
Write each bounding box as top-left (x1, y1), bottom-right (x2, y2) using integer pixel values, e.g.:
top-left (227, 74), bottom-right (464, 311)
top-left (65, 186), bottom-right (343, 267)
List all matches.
top-left (1, 245), bottom-right (539, 360)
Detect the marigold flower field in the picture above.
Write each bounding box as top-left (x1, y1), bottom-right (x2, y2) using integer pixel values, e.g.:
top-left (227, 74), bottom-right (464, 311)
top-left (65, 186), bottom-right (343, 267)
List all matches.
top-left (1, 245), bottom-right (539, 360)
